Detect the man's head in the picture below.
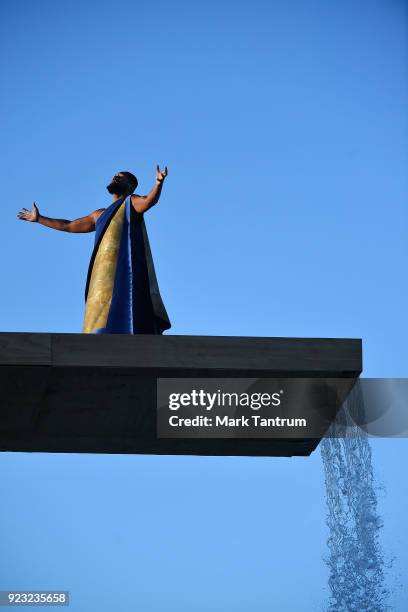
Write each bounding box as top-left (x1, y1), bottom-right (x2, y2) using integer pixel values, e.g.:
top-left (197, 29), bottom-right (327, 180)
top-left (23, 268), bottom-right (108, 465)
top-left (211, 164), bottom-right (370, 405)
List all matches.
top-left (106, 171), bottom-right (138, 196)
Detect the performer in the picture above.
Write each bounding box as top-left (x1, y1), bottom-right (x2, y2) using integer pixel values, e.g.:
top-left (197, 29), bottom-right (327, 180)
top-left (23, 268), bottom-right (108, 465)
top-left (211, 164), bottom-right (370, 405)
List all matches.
top-left (17, 167), bottom-right (172, 335)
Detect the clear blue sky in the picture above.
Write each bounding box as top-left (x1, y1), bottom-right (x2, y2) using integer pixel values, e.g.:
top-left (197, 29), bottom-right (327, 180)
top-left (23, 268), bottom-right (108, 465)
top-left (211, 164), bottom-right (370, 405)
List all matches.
top-left (1, 0), bottom-right (407, 610)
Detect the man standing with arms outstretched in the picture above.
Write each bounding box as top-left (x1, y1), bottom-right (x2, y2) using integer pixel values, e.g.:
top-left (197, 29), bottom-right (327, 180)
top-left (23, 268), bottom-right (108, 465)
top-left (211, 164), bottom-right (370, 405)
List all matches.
top-left (17, 166), bottom-right (172, 335)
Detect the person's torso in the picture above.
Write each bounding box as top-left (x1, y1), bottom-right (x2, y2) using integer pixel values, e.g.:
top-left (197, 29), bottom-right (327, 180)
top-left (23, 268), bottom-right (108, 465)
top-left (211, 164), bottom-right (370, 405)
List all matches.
top-left (94, 195), bottom-right (144, 225)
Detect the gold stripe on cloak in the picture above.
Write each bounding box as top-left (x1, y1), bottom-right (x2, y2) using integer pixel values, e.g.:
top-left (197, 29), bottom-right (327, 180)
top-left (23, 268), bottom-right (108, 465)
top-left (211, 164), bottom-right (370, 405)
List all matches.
top-left (82, 203), bottom-right (126, 333)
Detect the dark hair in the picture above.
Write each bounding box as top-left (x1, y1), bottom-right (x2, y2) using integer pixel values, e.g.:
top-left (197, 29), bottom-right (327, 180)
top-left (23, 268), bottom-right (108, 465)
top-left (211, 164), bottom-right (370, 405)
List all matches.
top-left (121, 171), bottom-right (138, 193)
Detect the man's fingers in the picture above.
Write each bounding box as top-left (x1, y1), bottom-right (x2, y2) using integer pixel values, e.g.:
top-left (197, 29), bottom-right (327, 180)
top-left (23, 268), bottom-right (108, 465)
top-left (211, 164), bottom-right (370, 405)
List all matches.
top-left (156, 164), bottom-right (168, 177)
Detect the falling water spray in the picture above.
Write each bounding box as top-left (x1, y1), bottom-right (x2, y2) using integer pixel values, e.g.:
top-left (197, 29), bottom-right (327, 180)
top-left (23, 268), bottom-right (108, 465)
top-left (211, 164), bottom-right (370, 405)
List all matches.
top-left (320, 380), bottom-right (390, 612)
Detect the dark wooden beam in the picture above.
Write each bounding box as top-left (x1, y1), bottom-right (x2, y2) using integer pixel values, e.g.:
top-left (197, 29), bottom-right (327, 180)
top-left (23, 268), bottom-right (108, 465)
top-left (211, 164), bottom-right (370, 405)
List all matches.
top-left (0, 332), bottom-right (362, 457)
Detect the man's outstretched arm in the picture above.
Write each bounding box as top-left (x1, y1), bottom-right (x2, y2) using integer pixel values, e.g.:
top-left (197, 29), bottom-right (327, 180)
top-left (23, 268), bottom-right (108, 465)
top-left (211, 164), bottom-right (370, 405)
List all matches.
top-left (17, 201), bottom-right (105, 233)
top-left (131, 164), bottom-right (168, 214)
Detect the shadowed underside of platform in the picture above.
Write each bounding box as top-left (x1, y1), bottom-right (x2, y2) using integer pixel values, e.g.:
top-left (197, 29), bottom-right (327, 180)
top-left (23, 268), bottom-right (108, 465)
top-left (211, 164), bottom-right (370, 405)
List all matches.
top-left (0, 332), bottom-right (362, 457)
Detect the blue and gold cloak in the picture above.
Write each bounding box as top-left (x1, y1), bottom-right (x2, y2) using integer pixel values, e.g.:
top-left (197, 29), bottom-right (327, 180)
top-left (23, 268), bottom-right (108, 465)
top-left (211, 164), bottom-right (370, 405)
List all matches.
top-left (82, 194), bottom-right (171, 334)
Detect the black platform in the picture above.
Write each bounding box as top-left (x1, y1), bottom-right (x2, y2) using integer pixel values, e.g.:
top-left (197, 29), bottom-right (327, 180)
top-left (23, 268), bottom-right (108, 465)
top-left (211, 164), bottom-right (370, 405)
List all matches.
top-left (0, 332), bottom-right (362, 457)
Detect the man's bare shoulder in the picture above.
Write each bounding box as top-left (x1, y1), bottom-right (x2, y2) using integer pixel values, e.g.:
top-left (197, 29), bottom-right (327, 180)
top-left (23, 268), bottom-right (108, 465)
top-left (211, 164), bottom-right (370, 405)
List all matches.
top-left (92, 208), bottom-right (106, 222)
top-left (130, 194), bottom-right (147, 203)
top-left (130, 194), bottom-right (147, 213)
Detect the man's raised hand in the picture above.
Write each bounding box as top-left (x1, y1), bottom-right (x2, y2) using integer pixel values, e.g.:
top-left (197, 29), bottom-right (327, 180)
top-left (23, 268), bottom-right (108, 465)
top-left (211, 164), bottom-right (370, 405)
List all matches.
top-left (156, 165), bottom-right (168, 184)
top-left (17, 201), bottom-right (39, 222)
